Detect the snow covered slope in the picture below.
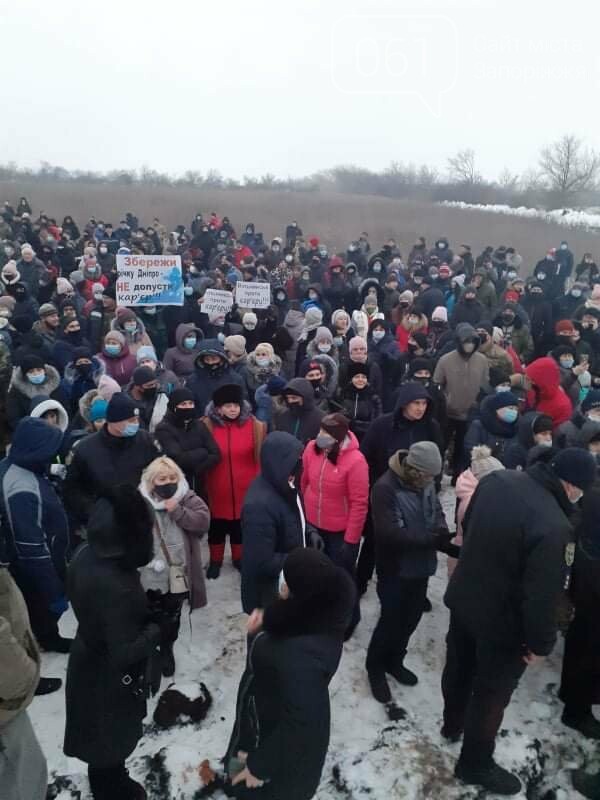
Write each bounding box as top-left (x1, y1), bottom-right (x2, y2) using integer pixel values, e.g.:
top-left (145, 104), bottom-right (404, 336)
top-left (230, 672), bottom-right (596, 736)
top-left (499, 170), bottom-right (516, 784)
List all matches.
top-left (36, 485), bottom-right (595, 799)
top-left (440, 202), bottom-right (600, 234)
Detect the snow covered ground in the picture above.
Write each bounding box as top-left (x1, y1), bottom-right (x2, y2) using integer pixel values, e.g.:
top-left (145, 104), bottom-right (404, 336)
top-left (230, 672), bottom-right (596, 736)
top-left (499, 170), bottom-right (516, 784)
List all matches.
top-left (35, 485), bottom-right (597, 799)
top-left (440, 201), bottom-right (600, 233)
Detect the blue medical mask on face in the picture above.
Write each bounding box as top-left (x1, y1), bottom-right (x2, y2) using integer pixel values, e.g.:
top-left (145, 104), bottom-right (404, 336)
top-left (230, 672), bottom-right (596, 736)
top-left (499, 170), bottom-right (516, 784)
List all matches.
top-left (183, 336), bottom-right (197, 350)
top-left (560, 358), bottom-right (574, 369)
top-left (27, 372), bottom-right (46, 385)
top-left (184, 286), bottom-right (193, 296)
top-left (105, 344), bottom-right (121, 356)
top-left (121, 422), bottom-right (139, 437)
top-left (498, 407), bottom-right (518, 423)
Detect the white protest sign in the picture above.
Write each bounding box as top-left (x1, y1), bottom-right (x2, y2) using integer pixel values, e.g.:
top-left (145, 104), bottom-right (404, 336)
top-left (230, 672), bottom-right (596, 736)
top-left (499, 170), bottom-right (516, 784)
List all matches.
top-left (200, 288), bottom-right (234, 316)
top-left (116, 254), bottom-right (183, 306)
top-left (235, 281), bottom-right (271, 309)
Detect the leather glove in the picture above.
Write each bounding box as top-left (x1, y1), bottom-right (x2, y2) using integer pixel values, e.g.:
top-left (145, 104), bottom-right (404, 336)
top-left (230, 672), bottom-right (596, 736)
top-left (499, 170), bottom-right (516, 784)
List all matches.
top-left (49, 595), bottom-right (69, 616)
top-left (435, 531), bottom-right (461, 558)
top-left (307, 525), bottom-right (325, 551)
top-left (339, 541), bottom-right (360, 572)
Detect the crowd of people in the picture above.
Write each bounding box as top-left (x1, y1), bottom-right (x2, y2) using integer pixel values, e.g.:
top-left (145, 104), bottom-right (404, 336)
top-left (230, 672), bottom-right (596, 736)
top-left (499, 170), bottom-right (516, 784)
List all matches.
top-left (1, 196), bottom-right (600, 799)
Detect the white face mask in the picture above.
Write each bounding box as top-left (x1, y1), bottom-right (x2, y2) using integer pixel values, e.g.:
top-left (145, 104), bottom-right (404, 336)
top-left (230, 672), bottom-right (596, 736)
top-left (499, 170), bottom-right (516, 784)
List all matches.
top-left (372, 330), bottom-right (385, 342)
top-left (244, 322), bottom-right (257, 331)
top-left (318, 343), bottom-right (331, 353)
top-left (462, 342), bottom-right (475, 353)
top-left (255, 356), bottom-right (270, 367)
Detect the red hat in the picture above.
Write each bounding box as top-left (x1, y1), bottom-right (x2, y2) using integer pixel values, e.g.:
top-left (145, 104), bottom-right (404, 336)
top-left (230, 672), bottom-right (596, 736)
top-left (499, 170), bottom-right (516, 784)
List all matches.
top-left (555, 319), bottom-right (576, 336)
top-left (329, 256), bottom-right (343, 268)
top-left (504, 290), bottom-right (520, 303)
top-left (309, 236), bottom-right (319, 248)
top-left (439, 264), bottom-right (451, 277)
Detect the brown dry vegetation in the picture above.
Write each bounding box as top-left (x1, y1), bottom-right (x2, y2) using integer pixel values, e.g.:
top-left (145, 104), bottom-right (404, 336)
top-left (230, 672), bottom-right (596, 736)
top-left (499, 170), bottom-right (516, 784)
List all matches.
top-left (2, 180), bottom-right (599, 272)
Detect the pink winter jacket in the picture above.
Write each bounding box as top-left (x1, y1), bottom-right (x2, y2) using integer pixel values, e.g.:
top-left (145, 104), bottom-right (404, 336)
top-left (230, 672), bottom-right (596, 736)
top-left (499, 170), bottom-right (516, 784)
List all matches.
top-left (301, 432), bottom-right (369, 543)
top-left (448, 468), bottom-right (479, 577)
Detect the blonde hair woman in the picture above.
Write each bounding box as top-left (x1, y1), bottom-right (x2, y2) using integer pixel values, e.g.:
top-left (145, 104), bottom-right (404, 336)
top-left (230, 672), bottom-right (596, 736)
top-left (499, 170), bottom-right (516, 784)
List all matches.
top-left (139, 456), bottom-right (210, 677)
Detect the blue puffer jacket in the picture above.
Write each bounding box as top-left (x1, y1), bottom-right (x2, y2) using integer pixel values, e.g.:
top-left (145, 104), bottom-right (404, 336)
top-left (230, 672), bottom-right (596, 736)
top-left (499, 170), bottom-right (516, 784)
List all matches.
top-left (0, 417), bottom-right (69, 603)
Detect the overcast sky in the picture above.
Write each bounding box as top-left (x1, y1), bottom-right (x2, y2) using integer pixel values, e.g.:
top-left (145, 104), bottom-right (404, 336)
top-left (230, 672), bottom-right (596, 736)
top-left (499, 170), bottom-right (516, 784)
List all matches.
top-left (1, 0), bottom-right (597, 181)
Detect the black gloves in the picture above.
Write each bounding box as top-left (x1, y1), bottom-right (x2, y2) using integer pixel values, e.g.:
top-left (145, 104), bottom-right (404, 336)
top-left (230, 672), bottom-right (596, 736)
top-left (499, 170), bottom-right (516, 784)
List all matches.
top-left (435, 530), bottom-right (461, 558)
top-left (307, 525), bottom-right (325, 551)
top-left (339, 541), bottom-right (360, 572)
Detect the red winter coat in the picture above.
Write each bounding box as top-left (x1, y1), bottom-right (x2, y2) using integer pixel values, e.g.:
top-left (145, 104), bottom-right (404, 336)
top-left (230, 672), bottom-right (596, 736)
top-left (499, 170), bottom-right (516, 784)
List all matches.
top-left (202, 403), bottom-right (265, 520)
top-left (234, 246), bottom-right (254, 267)
top-left (525, 357), bottom-right (573, 430)
top-left (301, 432), bottom-right (369, 543)
top-left (80, 275), bottom-right (109, 302)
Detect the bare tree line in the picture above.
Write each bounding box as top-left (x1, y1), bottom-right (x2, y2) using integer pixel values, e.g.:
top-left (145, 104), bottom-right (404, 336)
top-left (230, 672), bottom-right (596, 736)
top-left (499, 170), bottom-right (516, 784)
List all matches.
top-left (2, 134), bottom-right (598, 210)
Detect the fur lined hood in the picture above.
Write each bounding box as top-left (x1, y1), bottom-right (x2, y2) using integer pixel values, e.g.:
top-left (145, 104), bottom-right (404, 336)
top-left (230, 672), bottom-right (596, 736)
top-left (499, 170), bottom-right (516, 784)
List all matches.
top-left (9, 363), bottom-right (60, 398)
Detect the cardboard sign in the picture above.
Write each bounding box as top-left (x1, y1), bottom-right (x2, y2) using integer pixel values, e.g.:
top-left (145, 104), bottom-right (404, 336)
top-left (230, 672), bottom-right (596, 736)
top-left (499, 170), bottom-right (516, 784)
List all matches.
top-left (116, 254), bottom-right (183, 306)
top-left (200, 288), bottom-right (234, 316)
top-left (235, 281), bottom-right (271, 309)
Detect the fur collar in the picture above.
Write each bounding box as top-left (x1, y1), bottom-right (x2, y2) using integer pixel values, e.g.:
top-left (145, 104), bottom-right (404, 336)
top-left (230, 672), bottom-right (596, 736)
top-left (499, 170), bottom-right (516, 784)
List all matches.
top-left (10, 364), bottom-right (60, 398)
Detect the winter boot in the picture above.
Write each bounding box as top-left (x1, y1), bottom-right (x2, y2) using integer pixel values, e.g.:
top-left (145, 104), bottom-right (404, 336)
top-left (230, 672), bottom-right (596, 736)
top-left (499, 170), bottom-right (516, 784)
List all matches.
top-left (231, 542), bottom-right (243, 571)
top-left (206, 562), bottom-right (222, 580)
top-left (125, 775), bottom-right (147, 800)
top-left (562, 710), bottom-right (600, 740)
top-left (440, 725), bottom-right (462, 743)
top-left (160, 644), bottom-right (175, 678)
top-left (386, 664), bottom-right (419, 686)
top-left (368, 672), bottom-right (392, 704)
top-left (571, 768), bottom-right (600, 799)
top-left (455, 760), bottom-right (521, 795)
top-left (35, 677), bottom-right (62, 696)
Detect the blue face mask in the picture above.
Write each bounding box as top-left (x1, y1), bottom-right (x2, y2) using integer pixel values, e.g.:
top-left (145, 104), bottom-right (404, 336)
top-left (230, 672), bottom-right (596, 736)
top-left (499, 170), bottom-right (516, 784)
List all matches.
top-left (27, 372), bottom-right (46, 385)
top-left (184, 286), bottom-right (193, 296)
top-left (105, 344), bottom-right (121, 356)
top-left (121, 422), bottom-right (139, 437)
top-left (498, 407), bottom-right (518, 424)
top-left (183, 337), bottom-right (197, 350)
top-left (560, 359), bottom-right (574, 370)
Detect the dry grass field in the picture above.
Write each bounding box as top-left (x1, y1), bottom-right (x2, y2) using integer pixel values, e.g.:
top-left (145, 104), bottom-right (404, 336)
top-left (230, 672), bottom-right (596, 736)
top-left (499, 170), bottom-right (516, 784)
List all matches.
top-left (2, 180), bottom-right (599, 272)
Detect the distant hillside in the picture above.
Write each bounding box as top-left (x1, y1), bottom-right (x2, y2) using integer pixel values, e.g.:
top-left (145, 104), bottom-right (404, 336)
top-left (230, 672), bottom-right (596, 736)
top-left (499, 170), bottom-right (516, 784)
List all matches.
top-left (2, 180), bottom-right (599, 271)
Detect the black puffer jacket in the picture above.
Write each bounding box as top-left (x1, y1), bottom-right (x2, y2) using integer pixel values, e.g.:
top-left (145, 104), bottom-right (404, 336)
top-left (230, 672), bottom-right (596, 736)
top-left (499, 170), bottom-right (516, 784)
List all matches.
top-left (360, 383), bottom-right (443, 482)
top-left (272, 378), bottom-right (324, 444)
top-left (64, 487), bottom-right (160, 766)
top-left (64, 427), bottom-right (159, 528)
top-left (241, 432), bottom-right (305, 614)
top-left (445, 463), bottom-right (574, 654)
top-left (229, 563), bottom-right (355, 800)
top-left (154, 410), bottom-right (220, 488)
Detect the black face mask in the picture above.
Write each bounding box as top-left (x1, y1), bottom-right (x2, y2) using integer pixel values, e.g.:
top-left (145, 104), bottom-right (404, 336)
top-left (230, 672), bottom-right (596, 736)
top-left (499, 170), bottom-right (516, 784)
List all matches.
top-left (285, 399), bottom-right (302, 413)
top-left (501, 313), bottom-right (515, 324)
top-left (142, 386), bottom-right (157, 399)
top-left (308, 378), bottom-right (322, 391)
top-left (76, 363), bottom-right (92, 376)
top-left (174, 406), bottom-right (195, 422)
top-left (154, 482), bottom-right (177, 500)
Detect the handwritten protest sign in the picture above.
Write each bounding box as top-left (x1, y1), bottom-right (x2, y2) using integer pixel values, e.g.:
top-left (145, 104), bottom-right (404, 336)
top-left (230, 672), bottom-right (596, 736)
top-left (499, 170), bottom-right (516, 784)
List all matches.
top-left (200, 288), bottom-right (234, 316)
top-left (116, 254), bottom-right (183, 306)
top-left (235, 281), bottom-right (271, 309)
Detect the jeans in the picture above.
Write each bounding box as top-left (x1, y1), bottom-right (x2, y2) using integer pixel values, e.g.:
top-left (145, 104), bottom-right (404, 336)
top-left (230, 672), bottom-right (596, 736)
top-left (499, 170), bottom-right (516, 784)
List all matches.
top-left (441, 613), bottom-right (526, 769)
top-left (366, 576), bottom-right (428, 675)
